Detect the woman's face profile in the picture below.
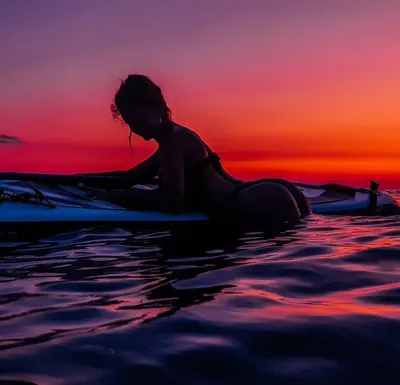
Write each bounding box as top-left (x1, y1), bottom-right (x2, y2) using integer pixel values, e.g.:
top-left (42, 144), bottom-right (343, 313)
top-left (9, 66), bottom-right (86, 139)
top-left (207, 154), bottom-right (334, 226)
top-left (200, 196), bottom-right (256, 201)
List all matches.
top-left (121, 104), bottom-right (161, 141)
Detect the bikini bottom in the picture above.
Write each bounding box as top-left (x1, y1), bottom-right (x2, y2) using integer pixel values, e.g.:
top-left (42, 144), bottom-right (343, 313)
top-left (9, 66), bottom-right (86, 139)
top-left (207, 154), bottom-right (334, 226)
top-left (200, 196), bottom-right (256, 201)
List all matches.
top-left (210, 178), bottom-right (275, 221)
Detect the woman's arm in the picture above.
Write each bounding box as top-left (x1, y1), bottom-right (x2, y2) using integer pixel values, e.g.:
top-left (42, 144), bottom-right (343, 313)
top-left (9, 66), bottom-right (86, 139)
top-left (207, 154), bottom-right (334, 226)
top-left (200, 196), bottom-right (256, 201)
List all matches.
top-left (78, 150), bottom-right (160, 183)
top-left (88, 140), bottom-right (186, 214)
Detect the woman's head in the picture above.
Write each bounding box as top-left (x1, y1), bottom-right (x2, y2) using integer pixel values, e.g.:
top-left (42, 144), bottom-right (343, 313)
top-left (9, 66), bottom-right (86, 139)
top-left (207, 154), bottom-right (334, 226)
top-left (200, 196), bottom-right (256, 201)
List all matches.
top-left (111, 74), bottom-right (171, 140)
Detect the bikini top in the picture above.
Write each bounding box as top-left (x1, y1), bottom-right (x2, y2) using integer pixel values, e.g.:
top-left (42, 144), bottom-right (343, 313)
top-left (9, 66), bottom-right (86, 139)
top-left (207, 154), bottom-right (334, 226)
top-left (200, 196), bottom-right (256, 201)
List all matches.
top-left (155, 135), bottom-right (223, 211)
top-left (157, 149), bottom-right (221, 182)
top-left (186, 149), bottom-right (221, 175)
top-left (156, 120), bottom-right (222, 176)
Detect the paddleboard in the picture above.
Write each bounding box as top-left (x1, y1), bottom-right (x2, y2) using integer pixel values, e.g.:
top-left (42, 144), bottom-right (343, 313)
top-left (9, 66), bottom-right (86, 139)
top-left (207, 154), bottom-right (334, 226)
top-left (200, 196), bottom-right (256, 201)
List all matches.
top-left (0, 175), bottom-right (398, 231)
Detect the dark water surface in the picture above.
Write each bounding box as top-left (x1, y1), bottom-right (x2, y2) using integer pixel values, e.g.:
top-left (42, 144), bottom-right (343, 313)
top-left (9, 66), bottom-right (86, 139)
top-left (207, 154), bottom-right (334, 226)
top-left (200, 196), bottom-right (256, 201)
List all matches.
top-left (1, 191), bottom-right (400, 385)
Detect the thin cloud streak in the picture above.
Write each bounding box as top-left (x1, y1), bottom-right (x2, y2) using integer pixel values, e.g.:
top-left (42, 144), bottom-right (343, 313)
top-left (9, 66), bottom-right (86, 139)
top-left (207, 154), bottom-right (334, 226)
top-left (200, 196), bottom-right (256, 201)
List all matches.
top-left (0, 134), bottom-right (23, 145)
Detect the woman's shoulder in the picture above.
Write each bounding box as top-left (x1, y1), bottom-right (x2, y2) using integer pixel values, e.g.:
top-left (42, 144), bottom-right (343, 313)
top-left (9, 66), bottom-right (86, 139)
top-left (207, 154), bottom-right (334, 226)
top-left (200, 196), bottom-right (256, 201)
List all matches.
top-left (164, 123), bottom-right (199, 143)
top-left (161, 123), bottom-right (210, 156)
top-left (174, 124), bottom-right (207, 142)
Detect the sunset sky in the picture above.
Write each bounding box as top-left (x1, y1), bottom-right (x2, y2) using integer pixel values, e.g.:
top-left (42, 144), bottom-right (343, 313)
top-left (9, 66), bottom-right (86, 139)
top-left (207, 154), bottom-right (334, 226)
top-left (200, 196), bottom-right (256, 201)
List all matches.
top-left (1, 0), bottom-right (400, 188)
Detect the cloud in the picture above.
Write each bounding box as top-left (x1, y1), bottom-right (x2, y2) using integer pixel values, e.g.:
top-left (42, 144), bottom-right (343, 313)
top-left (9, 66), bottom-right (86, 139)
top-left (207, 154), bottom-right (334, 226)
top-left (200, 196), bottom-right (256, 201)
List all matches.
top-left (0, 134), bottom-right (23, 145)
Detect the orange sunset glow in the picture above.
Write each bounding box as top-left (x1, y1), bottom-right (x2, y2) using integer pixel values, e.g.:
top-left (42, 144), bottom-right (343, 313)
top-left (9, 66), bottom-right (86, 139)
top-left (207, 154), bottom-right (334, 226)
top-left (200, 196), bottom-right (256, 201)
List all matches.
top-left (1, 1), bottom-right (400, 188)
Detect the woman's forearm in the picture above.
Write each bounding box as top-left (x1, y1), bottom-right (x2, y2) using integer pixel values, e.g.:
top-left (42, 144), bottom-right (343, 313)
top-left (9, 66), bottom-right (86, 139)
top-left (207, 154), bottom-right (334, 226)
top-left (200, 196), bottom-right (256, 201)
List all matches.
top-left (78, 150), bottom-right (160, 184)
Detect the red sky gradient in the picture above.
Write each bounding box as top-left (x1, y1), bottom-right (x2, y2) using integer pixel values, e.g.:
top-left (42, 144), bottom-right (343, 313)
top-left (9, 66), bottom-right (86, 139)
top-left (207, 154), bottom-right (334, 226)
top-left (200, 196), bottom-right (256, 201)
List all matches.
top-left (1, 1), bottom-right (400, 189)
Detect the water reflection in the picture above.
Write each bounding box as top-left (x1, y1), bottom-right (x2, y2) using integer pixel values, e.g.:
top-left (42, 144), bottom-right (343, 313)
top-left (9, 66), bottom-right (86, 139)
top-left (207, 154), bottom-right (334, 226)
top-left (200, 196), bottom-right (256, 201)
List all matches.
top-left (0, 221), bottom-right (303, 351)
top-left (1, 208), bottom-right (400, 385)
